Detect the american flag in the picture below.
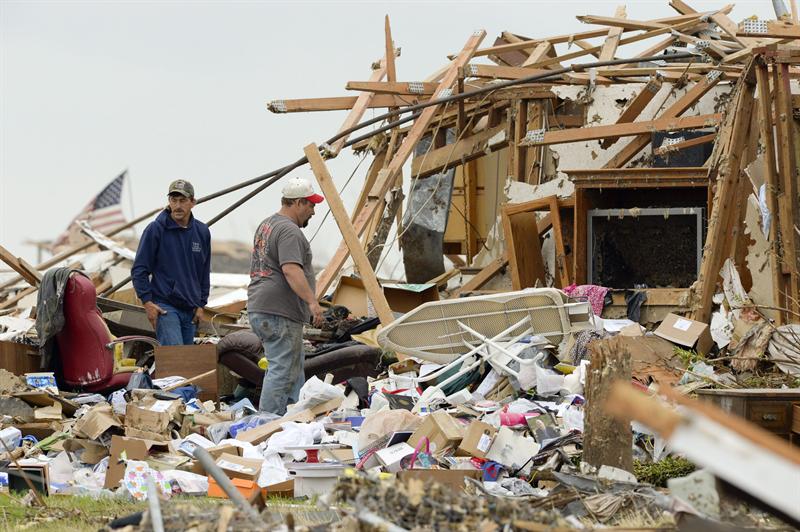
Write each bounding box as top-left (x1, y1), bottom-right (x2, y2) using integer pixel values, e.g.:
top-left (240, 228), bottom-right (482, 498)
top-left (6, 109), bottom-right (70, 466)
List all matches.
top-left (52, 171), bottom-right (128, 248)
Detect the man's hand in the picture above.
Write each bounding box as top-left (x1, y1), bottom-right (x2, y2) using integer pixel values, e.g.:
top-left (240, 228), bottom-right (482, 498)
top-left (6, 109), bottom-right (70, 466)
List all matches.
top-left (309, 301), bottom-right (324, 327)
top-left (193, 307), bottom-right (206, 325)
top-left (144, 301), bottom-right (166, 328)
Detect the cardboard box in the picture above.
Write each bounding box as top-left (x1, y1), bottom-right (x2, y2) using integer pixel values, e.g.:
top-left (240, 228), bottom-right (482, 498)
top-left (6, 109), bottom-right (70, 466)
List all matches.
top-left (63, 439), bottom-right (108, 465)
top-left (375, 442), bottom-right (415, 473)
top-left (124, 401), bottom-right (177, 435)
top-left (215, 453), bottom-right (262, 481)
top-left (154, 345), bottom-right (219, 402)
top-left (654, 313), bottom-right (714, 355)
top-left (397, 469), bottom-right (481, 491)
top-left (456, 421), bottom-right (496, 459)
top-left (263, 479), bottom-right (294, 498)
top-left (104, 435), bottom-right (168, 489)
top-left (331, 276), bottom-right (440, 317)
top-left (407, 411), bottom-right (464, 453)
top-left (208, 476), bottom-right (260, 499)
top-left (73, 403), bottom-right (122, 440)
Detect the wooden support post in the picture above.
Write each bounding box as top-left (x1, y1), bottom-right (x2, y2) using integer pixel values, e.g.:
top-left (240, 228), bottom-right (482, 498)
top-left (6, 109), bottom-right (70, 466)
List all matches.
top-left (304, 144), bottom-right (394, 325)
top-left (692, 61), bottom-right (757, 324)
top-left (584, 336), bottom-right (633, 472)
top-left (514, 99), bottom-right (528, 181)
top-left (755, 61), bottom-right (786, 323)
top-left (573, 189), bottom-right (588, 285)
top-left (772, 62), bottom-right (800, 320)
top-left (548, 196), bottom-right (571, 288)
top-left (464, 160), bottom-right (479, 262)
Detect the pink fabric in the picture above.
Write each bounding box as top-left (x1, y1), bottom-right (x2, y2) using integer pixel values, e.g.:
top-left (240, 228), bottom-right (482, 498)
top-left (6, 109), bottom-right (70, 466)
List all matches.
top-left (563, 284), bottom-right (609, 317)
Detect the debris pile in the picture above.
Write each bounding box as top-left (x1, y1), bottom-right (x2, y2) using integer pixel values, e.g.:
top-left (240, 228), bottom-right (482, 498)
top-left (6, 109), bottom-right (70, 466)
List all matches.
top-left (0, 0), bottom-right (799, 529)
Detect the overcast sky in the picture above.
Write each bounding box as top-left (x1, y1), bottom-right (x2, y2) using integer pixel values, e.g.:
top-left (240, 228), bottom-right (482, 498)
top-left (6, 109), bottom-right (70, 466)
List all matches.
top-left (0, 1), bottom-right (775, 273)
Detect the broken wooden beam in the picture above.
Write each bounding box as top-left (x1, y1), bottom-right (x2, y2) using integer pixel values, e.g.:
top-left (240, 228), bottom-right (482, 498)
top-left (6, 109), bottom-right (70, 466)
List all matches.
top-left (0, 245), bottom-right (42, 287)
top-left (267, 94), bottom-right (425, 113)
top-left (304, 144), bottom-right (394, 326)
top-left (584, 336), bottom-right (633, 472)
top-left (520, 113), bottom-right (720, 147)
top-left (599, 76), bottom-right (663, 149)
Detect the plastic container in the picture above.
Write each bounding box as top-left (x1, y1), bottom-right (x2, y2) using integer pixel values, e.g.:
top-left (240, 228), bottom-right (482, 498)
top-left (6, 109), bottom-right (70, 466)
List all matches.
top-left (0, 427), bottom-right (22, 451)
top-left (288, 463), bottom-right (346, 497)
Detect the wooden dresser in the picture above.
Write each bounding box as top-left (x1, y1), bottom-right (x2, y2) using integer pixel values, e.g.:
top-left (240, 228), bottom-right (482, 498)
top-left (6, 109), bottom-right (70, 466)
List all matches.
top-left (695, 388), bottom-right (800, 445)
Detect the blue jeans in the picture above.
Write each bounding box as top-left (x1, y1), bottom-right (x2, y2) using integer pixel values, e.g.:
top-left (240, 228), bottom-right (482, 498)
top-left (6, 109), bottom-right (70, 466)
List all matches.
top-left (248, 312), bottom-right (305, 415)
top-left (155, 302), bottom-right (196, 346)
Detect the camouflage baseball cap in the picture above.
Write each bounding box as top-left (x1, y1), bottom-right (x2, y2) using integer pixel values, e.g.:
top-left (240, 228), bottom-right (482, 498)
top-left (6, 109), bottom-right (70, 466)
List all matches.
top-left (168, 179), bottom-right (195, 198)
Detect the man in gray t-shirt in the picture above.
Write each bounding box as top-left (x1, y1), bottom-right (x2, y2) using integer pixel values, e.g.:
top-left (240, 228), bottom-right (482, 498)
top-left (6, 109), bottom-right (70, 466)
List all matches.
top-left (247, 177), bottom-right (324, 414)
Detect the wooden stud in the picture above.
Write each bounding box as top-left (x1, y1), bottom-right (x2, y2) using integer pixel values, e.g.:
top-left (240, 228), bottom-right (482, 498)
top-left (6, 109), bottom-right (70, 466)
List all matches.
top-left (267, 94), bottom-right (424, 113)
top-left (604, 72), bottom-right (724, 169)
top-left (522, 113), bottom-right (721, 147)
top-left (600, 76), bottom-right (663, 149)
top-left (598, 6), bottom-right (627, 62)
top-left (548, 196), bottom-right (571, 288)
top-left (344, 81), bottom-right (438, 96)
top-left (464, 160), bottom-right (479, 263)
top-left (304, 144), bottom-right (394, 325)
top-left (652, 132), bottom-right (716, 156)
top-left (692, 60), bottom-right (757, 323)
top-left (772, 61), bottom-right (800, 320)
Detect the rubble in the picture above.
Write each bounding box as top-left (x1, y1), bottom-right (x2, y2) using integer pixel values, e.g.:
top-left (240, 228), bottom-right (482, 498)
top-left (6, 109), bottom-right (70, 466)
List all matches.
top-left (1, 0), bottom-right (800, 529)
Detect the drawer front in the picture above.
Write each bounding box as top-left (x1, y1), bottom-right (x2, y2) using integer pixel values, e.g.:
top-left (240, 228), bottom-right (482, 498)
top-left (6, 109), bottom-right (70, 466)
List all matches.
top-left (747, 401), bottom-right (791, 432)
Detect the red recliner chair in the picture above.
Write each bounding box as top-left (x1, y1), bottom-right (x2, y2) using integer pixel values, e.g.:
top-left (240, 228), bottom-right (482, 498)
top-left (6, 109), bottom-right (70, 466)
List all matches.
top-left (55, 273), bottom-right (158, 393)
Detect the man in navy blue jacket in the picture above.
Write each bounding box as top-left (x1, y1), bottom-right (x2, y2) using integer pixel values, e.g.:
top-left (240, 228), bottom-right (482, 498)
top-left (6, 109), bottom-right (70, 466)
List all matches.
top-left (132, 180), bottom-right (211, 345)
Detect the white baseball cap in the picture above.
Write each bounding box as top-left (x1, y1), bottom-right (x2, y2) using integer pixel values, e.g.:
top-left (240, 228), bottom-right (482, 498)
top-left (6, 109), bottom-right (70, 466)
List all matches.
top-left (281, 177), bottom-right (324, 204)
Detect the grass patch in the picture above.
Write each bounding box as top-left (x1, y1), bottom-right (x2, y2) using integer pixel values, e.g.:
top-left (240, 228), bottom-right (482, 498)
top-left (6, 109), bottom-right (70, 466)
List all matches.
top-left (634, 456), bottom-right (696, 487)
top-left (0, 493), bottom-right (226, 532)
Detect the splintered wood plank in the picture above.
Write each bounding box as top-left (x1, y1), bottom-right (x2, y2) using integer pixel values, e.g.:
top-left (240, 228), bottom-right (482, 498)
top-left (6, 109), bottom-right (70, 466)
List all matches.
top-left (304, 144), bottom-right (394, 325)
top-left (598, 6), bottom-right (627, 62)
top-left (522, 113), bottom-right (720, 147)
top-left (692, 60), bottom-right (756, 323)
top-left (385, 15), bottom-right (396, 83)
top-left (772, 62), bottom-right (800, 320)
top-left (755, 61), bottom-right (787, 324)
top-left (267, 94), bottom-right (422, 113)
top-left (0, 245), bottom-right (42, 287)
top-left (604, 71), bottom-right (725, 168)
top-left (315, 31), bottom-right (486, 298)
top-left (600, 76), bottom-right (663, 149)
top-left (521, 41), bottom-right (554, 67)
